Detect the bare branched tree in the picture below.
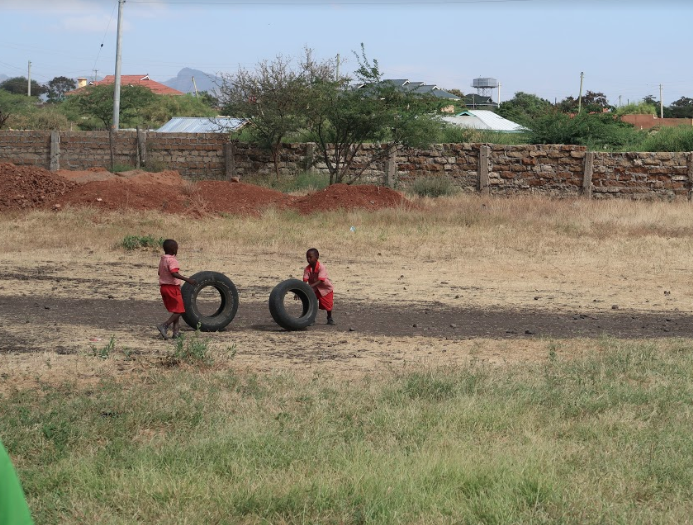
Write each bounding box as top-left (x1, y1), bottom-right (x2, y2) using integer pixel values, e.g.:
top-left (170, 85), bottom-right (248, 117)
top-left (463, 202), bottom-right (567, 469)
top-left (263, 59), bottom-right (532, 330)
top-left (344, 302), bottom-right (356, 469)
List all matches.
top-left (218, 49), bottom-right (335, 179)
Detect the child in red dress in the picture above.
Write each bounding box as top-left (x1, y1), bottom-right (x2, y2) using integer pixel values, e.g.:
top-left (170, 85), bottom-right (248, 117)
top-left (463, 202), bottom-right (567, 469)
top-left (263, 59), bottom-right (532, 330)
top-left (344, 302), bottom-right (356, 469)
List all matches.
top-left (303, 248), bottom-right (335, 325)
top-left (157, 239), bottom-right (196, 339)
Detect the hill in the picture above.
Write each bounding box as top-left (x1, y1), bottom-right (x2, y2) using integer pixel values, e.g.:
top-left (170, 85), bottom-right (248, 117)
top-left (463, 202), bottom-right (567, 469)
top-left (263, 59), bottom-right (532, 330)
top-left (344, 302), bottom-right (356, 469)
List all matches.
top-left (162, 68), bottom-right (221, 95)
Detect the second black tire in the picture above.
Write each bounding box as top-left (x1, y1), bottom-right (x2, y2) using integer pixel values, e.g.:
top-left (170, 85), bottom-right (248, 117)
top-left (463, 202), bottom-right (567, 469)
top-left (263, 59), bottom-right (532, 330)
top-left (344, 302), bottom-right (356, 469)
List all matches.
top-left (269, 279), bottom-right (318, 331)
top-left (181, 271), bottom-right (239, 332)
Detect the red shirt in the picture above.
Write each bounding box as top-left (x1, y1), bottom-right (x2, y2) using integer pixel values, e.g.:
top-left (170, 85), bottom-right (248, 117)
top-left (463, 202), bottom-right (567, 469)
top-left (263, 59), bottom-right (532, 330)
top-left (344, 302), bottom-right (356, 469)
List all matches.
top-left (159, 254), bottom-right (181, 286)
top-left (303, 260), bottom-right (333, 297)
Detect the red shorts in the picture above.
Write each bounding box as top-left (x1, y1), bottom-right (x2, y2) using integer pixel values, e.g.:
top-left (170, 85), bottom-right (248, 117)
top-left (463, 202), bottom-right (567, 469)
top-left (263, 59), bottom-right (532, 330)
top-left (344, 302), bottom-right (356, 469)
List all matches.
top-left (315, 290), bottom-right (333, 311)
top-left (160, 284), bottom-right (185, 314)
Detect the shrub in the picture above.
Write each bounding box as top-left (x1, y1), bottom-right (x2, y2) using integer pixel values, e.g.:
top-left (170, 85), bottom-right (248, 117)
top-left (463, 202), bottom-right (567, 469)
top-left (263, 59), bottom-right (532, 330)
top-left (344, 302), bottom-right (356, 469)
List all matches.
top-left (121, 235), bottom-right (163, 251)
top-left (639, 126), bottom-right (693, 152)
top-left (409, 177), bottom-right (458, 198)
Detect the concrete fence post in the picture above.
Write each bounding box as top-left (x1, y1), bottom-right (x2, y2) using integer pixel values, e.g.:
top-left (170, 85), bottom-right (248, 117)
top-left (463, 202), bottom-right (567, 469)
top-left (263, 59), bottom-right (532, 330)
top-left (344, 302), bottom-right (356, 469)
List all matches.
top-left (224, 142), bottom-right (236, 180)
top-left (687, 152), bottom-right (693, 202)
top-left (306, 143), bottom-right (316, 174)
top-left (136, 128), bottom-right (147, 168)
top-left (385, 148), bottom-right (396, 188)
top-left (49, 131), bottom-right (60, 171)
top-left (109, 130), bottom-right (116, 172)
top-left (582, 151), bottom-right (594, 199)
top-left (479, 145), bottom-right (490, 195)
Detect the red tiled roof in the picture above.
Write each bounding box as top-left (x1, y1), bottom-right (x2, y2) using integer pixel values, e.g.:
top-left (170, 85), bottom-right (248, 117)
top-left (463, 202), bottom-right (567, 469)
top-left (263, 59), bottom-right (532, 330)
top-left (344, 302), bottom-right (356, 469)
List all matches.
top-left (74, 75), bottom-right (184, 96)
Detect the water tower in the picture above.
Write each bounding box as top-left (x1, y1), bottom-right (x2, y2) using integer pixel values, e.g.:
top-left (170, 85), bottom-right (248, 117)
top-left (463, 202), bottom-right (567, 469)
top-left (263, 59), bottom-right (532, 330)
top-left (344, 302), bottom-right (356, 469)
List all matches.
top-left (472, 77), bottom-right (499, 100)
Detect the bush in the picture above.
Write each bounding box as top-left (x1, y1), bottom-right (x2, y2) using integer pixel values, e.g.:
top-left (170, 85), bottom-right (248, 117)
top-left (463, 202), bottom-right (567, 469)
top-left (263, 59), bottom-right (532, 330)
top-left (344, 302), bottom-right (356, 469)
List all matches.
top-left (121, 235), bottom-right (163, 251)
top-left (639, 126), bottom-right (693, 152)
top-left (527, 111), bottom-right (644, 151)
top-left (409, 177), bottom-right (459, 198)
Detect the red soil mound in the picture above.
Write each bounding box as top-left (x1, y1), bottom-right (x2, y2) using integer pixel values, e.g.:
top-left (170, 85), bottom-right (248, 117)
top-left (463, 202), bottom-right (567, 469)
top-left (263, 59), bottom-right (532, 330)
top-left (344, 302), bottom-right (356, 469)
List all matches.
top-left (292, 183), bottom-right (409, 214)
top-left (0, 163), bottom-right (76, 211)
top-left (0, 163), bottom-right (410, 216)
top-left (196, 181), bottom-right (295, 216)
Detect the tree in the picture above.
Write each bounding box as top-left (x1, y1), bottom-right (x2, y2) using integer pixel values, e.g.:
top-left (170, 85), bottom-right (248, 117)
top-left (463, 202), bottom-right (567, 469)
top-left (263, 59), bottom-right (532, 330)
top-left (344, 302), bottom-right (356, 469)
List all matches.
top-left (558, 91), bottom-right (612, 114)
top-left (62, 84), bottom-right (157, 129)
top-left (0, 76), bottom-right (47, 97)
top-left (527, 111), bottom-right (642, 150)
top-left (217, 50), bottom-right (327, 178)
top-left (497, 92), bottom-right (553, 126)
top-left (667, 97), bottom-right (693, 119)
top-left (304, 45), bottom-right (440, 184)
top-left (46, 76), bottom-right (77, 103)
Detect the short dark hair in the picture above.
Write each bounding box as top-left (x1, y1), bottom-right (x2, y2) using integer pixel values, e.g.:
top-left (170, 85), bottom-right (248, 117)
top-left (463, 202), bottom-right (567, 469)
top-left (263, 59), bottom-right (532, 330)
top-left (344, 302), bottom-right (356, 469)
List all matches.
top-left (307, 248), bottom-right (319, 258)
top-left (163, 239), bottom-right (177, 253)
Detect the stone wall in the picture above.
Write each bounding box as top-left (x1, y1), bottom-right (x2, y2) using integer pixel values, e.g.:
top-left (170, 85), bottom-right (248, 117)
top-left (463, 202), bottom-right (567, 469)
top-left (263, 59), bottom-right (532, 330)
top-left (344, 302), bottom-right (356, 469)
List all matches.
top-left (1, 130), bottom-right (692, 200)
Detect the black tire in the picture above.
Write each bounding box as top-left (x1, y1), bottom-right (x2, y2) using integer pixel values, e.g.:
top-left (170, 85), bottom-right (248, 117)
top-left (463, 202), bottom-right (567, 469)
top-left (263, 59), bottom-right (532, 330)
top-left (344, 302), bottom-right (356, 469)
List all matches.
top-left (181, 271), bottom-right (239, 332)
top-left (269, 279), bottom-right (318, 331)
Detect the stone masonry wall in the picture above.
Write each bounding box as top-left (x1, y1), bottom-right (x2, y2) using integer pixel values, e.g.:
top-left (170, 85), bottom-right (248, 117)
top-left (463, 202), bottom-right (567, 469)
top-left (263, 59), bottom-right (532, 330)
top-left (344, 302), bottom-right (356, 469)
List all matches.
top-left (1, 130), bottom-right (692, 200)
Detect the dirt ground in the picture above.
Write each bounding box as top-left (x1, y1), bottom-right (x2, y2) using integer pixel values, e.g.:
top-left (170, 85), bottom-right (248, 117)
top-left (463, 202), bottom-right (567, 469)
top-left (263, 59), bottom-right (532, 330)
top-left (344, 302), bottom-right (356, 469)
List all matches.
top-left (1, 163), bottom-right (691, 393)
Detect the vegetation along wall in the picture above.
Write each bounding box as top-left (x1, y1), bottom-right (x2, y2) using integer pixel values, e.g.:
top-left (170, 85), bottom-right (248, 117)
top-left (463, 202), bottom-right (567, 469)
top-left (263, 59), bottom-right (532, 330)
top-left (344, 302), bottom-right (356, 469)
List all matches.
top-left (1, 130), bottom-right (692, 200)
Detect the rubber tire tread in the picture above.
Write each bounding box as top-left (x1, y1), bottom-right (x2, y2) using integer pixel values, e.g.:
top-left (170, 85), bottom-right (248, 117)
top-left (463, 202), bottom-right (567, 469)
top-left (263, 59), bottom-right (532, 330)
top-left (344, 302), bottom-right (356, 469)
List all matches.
top-left (181, 271), bottom-right (239, 332)
top-left (269, 279), bottom-right (318, 331)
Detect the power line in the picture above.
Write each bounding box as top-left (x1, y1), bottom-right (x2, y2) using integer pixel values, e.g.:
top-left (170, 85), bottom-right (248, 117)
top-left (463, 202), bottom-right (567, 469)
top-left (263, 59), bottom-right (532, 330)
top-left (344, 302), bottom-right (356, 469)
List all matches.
top-left (91, 0), bottom-right (119, 81)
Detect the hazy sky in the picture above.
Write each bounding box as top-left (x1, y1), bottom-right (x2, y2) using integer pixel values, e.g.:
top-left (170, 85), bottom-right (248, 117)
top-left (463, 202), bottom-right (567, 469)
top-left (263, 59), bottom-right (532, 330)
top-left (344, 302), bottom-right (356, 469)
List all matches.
top-left (1, 0), bottom-right (691, 106)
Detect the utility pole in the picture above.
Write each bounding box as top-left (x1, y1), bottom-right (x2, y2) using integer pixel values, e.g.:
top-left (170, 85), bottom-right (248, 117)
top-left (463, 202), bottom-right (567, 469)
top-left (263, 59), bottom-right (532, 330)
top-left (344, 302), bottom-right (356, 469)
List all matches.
top-left (192, 76), bottom-right (199, 96)
top-left (618, 95), bottom-right (622, 107)
top-left (497, 82), bottom-right (501, 106)
top-left (659, 84), bottom-right (664, 118)
top-left (577, 72), bottom-right (584, 114)
top-left (27, 61), bottom-right (31, 96)
top-left (336, 53), bottom-right (340, 81)
top-left (93, 69), bottom-right (98, 82)
top-left (113, 0), bottom-right (125, 130)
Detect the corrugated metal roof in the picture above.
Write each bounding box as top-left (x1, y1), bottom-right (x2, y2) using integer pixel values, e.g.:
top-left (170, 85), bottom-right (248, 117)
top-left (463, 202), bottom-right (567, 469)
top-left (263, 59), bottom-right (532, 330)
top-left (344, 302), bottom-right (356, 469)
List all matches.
top-left (442, 110), bottom-right (525, 133)
top-left (156, 117), bottom-right (247, 133)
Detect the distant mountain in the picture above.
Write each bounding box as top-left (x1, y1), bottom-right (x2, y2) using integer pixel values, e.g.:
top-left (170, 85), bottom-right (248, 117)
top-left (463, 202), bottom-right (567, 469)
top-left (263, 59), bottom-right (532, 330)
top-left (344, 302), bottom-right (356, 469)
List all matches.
top-left (0, 73), bottom-right (9, 84)
top-left (162, 68), bottom-right (222, 95)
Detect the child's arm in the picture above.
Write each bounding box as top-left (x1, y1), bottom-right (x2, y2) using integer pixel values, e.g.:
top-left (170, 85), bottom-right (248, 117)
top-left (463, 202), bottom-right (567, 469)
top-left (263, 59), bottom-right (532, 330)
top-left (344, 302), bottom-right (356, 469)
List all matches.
top-left (171, 271), bottom-right (197, 285)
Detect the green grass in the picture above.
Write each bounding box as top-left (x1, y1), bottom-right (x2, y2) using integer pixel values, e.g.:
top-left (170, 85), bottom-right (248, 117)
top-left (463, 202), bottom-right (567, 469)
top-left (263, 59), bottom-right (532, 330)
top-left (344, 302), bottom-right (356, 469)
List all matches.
top-left (120, 234), bottom-right (163, 251)
top-left (408, 177), bottom-right (459, 198)
top-left (3, 340), bottom-right (693, 523)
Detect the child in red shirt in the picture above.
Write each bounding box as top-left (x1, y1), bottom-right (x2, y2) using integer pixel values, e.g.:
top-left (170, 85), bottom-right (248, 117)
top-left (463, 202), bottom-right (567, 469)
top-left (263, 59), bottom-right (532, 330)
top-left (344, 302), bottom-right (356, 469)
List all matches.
top-left (157, 239), bottom-right (196, 339)
top-left (303, 248), bottom-right (335, 325)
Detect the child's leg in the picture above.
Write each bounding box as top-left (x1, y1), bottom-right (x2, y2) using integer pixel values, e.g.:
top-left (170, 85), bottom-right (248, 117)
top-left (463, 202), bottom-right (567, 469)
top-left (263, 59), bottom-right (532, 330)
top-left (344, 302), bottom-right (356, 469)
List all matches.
top-left (170, 314), bottom-right (182, 336)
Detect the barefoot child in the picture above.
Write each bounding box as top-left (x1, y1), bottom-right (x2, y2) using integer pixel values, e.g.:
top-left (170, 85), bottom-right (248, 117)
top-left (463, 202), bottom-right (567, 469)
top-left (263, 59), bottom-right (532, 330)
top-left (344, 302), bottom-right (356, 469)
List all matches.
top-left (157, 239), bottom-right (196, 339)
top-left (303, 248), bottom-right (335, 325)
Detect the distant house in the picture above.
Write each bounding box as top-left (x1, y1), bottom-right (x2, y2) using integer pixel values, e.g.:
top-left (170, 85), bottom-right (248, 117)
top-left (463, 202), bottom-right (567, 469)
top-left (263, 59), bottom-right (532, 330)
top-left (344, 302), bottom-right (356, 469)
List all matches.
top-left (461, 94), bottom-right (497, 109)
top-left (442, 110), bottom-right (525, 133)
top-left (157, 117), bottom-right (246, 133)
top-left (364, 79), bottom-right (460, 101)
top-left (69, 74), bottom-right (184, 96)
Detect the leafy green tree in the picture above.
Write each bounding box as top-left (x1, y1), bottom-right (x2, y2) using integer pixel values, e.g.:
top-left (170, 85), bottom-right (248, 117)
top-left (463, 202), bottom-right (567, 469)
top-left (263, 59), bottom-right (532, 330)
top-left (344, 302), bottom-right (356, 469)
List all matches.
top-left (497, 92), bottom-right (553, 126)
top-left (666, 97), bottom-right (693, 119)
top-left (0, 90), bottom-right (35, 129)
top-left (0, 76), bottom-right (47, 97)
top-left (528, 111), bottom-right (642, 150)
top-left (63, 84), bottom-right (157, 129)
top-left (304, 45), bottom-right (441, 184)
top-left (558, 91), bottom-right (612, 114)
top-left (0, 90), bottom-right (69, 130)
top-left (46, 76), bottom-right (77, 103)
